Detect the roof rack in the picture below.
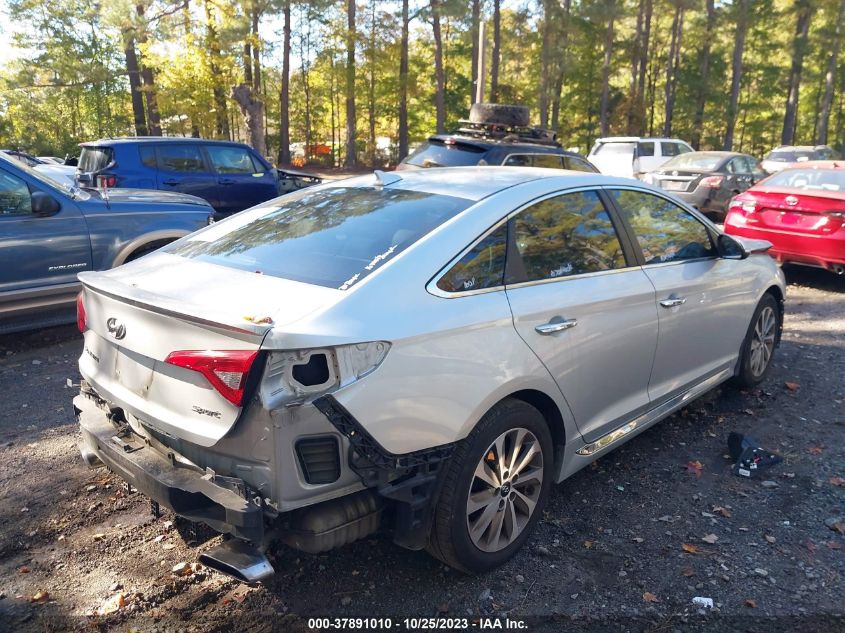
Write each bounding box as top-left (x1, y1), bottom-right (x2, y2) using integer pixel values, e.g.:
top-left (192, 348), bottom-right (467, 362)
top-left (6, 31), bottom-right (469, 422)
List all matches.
top-left (450, 120), bottom-right (559, 147)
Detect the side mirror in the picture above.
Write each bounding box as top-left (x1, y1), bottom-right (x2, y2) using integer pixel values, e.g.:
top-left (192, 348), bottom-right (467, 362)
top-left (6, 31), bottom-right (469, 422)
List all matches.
top-left (718, 233), bottom-right (748, 260)
top-left (31, 191), bottom-right (61, 217)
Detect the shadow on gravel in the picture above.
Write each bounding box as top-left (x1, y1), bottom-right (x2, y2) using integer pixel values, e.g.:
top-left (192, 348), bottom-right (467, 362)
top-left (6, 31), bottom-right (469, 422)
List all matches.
top-left (783, 264), bottom-right (845, 293)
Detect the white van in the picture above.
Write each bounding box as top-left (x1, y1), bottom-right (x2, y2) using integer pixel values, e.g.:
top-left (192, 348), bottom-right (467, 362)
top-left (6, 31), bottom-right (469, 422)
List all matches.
top-left (588, 137), bottom-right (694, 179)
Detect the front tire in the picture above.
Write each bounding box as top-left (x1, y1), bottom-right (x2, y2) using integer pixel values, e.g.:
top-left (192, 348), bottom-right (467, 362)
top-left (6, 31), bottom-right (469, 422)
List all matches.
top-left (427, 399), bottom-right (553, 573)
top-left (733, 293), bottom-right (780, 388)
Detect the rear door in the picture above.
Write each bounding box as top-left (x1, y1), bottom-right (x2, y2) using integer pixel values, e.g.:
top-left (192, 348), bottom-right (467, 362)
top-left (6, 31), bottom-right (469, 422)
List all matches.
top-left (607, 188), bottom-right (753, 403)
top-left (204, 144), bottom-right (278, 215)
top-left (152, 144), bottom-right (218, 206)
top-left (504, 189), bottom-right (659, 441)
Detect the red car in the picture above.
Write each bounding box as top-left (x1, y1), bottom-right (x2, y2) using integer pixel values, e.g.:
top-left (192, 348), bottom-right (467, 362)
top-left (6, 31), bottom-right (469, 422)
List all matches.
top-left (724, 161), bottom-right (845, 274)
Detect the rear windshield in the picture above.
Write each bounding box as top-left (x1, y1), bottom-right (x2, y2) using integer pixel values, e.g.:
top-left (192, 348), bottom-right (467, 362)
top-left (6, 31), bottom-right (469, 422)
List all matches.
top-left (661, 153), bottom-right (724, 172)
top-left (761, 168), bottom-right (845, 191)
top-left (591, 142), bottom-right (636, 156)
top-left (765, 149), bottom-right (813, 163)
top-left (78, 146), bottom-right (114, 173)
top-left (167, 186), bottom-right (471, 289)
top-left (403, 141), bottom-right (488, 168)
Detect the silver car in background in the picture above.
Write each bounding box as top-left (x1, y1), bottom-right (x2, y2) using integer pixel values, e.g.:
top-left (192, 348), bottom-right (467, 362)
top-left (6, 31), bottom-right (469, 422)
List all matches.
top-left (74, 167), bottom-right (785, 581)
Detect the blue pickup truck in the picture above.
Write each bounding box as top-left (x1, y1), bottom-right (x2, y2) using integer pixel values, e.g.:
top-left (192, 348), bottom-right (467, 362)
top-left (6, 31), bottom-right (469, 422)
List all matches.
top-left (0, 152), bottom-right (213, 334)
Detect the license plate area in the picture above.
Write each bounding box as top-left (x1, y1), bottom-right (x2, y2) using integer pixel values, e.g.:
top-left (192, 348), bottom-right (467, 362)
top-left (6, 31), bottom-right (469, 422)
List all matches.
top-left (661, 180), bottom-right (688, 192)
top-left (114, 346), bottom-right (156, 396)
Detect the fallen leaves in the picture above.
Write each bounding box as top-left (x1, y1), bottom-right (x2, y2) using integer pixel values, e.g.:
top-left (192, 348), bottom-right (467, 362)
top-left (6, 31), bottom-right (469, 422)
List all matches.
top-left (642, 591), bottom-right (660, 603)
top-left (808, 446), bottom-right (824, 455)
top-left (30, 591), bottom-right (49, 603)
top-left (685, 460), bottom-right (704, 477)
top-left (830, 521), bottom-right (845, 535)
top-left (701, 534), bottom-right (719, 544)
top-left (764, 535), bottom-right (776, 544)
top-left (784, 382), bottom-right (800, 392)
top-left (827, 541), bottom-right (843, 550)
top-left (583, 540), bottom-right (595, 549)
top-left (830, 477), bottom-right (845, 487)
top-left (682, 543), bottom-right (701, 554)
top-left (96, 592), bottom-right (126, 615)
top-left (92, 533), bottom-right (106, 541)
top-left (712, 506), bottom-right (732, 518)
top-left (745, 599), bottom-right (757, 608)
top-left (18, 565), bottom-right (30, 574)
top-left (681, 567), bottom-right (695, 577)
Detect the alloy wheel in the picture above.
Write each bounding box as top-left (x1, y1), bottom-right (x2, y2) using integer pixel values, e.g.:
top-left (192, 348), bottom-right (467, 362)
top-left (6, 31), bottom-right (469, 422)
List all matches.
top-left (466, 427), bottom-right (544, 553)
top-left (749, 305), bottom-right (776, 378)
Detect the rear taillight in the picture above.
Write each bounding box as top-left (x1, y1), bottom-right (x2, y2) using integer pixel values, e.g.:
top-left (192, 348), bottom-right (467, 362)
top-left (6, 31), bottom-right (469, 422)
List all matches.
top-left (700, 175), bottom-right (724, 188)
top-left (96, 174), bottom-right (117, 188)
top-left (76, 292), bottom-right (87, 333)
top-left (164, 350), bottom-right (258, 406)
top-left (729, 198), bottom-right (757, 213)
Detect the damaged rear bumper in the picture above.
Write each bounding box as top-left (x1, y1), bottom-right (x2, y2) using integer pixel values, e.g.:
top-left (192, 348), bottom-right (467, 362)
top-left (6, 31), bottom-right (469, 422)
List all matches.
top-left (74, 392), bottom-right (264, 545)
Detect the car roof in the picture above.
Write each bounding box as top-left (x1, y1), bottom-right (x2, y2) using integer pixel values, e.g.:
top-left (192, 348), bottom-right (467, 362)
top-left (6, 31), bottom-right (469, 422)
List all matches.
top-left (80, 137), bottom-right (252, 147)
top-left (594, 136), bottom-right (689, 143)
top-left (426, 134), bottom-right (575, 154)
top-left (338, 166), bottom-right (628, 202)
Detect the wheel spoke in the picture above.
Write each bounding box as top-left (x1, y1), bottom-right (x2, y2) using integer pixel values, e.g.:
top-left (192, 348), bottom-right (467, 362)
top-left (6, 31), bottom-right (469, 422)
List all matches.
top-left (511, 488), bottom-right (537, 516)
top-left (506, 428), bottom-right (527, 474)
top-left (487, 506), bottom-right (506, 549)
top-left (474, 460), bottom-right (500, 489)
top-left (469, 499), bottom-right (498, 541)
top-left (467, 488), bottom-right (497, 514)
top-left (511, 443), bottom-right (539, 478)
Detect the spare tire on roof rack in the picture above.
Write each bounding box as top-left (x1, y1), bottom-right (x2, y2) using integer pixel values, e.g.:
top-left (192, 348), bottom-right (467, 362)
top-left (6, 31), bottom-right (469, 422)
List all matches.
top-left (469, 103), bottom-right (530, 128)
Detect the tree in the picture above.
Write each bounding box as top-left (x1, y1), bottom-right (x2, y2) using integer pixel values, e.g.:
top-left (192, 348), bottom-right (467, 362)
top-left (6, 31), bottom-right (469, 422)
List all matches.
top-left (691, 0), bottom-right (715, 149)
top-left (431, 0), bottom-right (446, 132)
top-left (782, 0), bottom-right (813, 145)
top-left (599, 1), bottom-right (616, 138)
top-left (662, 2), bottom-right (685, 137)
top-left (398, 0), bottom-right (410, 160)
top-left (344, 0), bottom-right (357, 166)
top-left (278, 0), bottom-right (292, 164)
top-left (818, 0), bottom-right (845, 144)
top-left (490, 0), bottom-right (501, 103)
top-left (724, 0), bottom-right (750, 150)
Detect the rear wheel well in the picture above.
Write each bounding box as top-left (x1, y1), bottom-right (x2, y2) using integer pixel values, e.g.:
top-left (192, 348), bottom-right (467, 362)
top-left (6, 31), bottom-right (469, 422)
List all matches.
top-left (506, 389), bottom-right (566, 452)
top-left (764, 285), bottom-right (785, 345)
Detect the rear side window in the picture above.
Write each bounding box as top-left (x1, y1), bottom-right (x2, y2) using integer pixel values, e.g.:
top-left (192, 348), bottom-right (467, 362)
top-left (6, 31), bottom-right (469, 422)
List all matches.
top-left (157, 145), bottom-right (206, 173)
top-left (404, 141), bottom-right (487, 168)
top-left (78, 147), bottom-right (114, 173)
top-left (206, 146), bottom-right (261, 174)
top-left (511, 190), bottom-right (626, 282)
top-left (610, 190), bottom-right (715, 264)
top-left (637, 142), bottom-right (655, 157)
top-left (661, 142), bottom-right (681, 157)
top-left (168, 186), bottom-right (471, 290)
top-left (532, 154), bottom-right (565, 169)
top-left (437, 224), bottom-right (507, 293)
top-left (564, 156), bottom-right (596, 172)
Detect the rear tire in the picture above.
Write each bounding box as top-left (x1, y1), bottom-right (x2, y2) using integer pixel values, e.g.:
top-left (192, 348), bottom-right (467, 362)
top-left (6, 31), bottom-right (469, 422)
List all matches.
top-left (469, 103), bottom-right (530, 127)
top-left (426, 399), bottom-right (553, 573)
top-left (732, 293), bottom-right (780, 388)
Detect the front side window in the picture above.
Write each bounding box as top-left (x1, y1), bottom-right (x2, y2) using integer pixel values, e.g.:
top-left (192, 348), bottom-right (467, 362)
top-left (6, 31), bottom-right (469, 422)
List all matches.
top-left (168, 186), bottom-right (471, 290)
top-left (610, 190), bottom-right (716, 264)
top-left (637, 142), bottom-right (656, 157)
top-left (532, 154), bottom-right (565, 169)
top-left (565, 156), bottom-right (596, 172)
top-left (206, 146), bottom-right (261, 174)
top-left (661, 142), bottom-right (681, 157)
top-left (437, 224), bottom-right (507, 293)
top-left (503, 154), bottom-right (533, 167)
top-left (156, 145), bottom-right (206, 173)
top-left (512, 190), bottom-right (626, 282)
top-left (0, 170), bottom-right (32, 216)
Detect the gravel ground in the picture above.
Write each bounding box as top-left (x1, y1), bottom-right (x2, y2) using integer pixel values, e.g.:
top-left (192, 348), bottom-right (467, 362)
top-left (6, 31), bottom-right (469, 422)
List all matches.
top-left (0, 265), bottom-right (842, 633)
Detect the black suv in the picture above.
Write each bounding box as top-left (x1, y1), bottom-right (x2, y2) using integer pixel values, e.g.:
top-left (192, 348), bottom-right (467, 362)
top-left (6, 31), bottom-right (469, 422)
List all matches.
top-left (397, 103), bottom-right (596, 173)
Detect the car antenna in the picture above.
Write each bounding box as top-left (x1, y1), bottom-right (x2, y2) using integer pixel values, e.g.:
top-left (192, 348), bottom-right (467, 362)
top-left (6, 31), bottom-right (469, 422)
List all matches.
top-left (101, 182), bottom-right (110, 209)
top-left (373, 170), bottom-right (402, 187)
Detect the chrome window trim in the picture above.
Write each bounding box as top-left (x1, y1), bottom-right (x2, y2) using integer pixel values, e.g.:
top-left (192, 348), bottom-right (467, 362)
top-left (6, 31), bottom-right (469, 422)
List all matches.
top-left (426, 185), bottom-right (631, 299)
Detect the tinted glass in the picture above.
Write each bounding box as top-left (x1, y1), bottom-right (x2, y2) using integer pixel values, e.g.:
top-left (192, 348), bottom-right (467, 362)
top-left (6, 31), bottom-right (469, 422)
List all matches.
top-left (157, 145), bottom-right (206, 172)
top-left (168, 186), bottom-right (471, 290)
top-left (139, 146), bottom-right (157, 168)
top-left (725, 159), bottom-right (739, 174)
top-left (533, 154), bottom-right (564, 169)
top-left (207, 146), bottom-right (260, 174)
top-left (678, 143), bottom-right (693, 154)
top-left (503, 154), bottom-right (532, 167)
top-left (565, 156), bottom-right (596, 172)
top-left (404, 141), bottom-right (487, 167)
top-left (638, 142), bottom-right (655, 157)
top-left (661, 153), bottom-right (723, 172)
top-left (512, 190), bottom-right (626, 282)
top-left (610, 190), bottom-right (715, 264)
top-left (661, 142), bottom-right (681, 157)
top-left (437, 224), bottom-right (507, 293)
top-left (762, 168), bottom-right (845, 191)
top-left (765, 149), bottom-right (814, 162)
top-left (0, 169), bottom-right (31, 216)
top-left (78, 147), bottom-right (114, 172)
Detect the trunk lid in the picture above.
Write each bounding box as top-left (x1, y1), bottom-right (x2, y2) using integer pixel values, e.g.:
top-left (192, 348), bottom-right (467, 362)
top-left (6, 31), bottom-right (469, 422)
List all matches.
top-left (655, 171), bottom-right (703, 193)
top-left (78, 252), bottom-right (342, 447)
top-left (745, 187), bottom-right (845, 235)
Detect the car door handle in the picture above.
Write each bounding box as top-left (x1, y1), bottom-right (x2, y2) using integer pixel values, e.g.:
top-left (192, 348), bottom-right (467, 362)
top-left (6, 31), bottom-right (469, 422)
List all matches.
top-left (659, 296), bottom-right (687, 308)
top-left (535, 318), bottom-right (578, 334)
top-left (218, 178), bottom-right (236, 185)
top-left (162, 178), bottom-right (181, 185)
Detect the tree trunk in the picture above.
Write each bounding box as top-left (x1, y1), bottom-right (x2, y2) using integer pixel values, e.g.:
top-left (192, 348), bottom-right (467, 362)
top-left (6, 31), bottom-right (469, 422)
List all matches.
top-left (599, 4), bottom-right (615, 137)
top-left (367, 1), bottom-right (377, 166)
top-left (470, 0), bottom-right (481, 105)
top-left (134, 4), bottom-right (161, 136)
top-left (398, 0), bottom-right (409, 160)
top-left (345, 0), bottom-right (357, 167)
top-left (232, 84), bottom-right (266, 156)
top-left (251, 7), bottom-right (261, 92)
top-left (278, 0), bottom-right (291, 165)
top-left (490, 0), bottom-right (501, 103)
top-left (204, 0), bottom-right (230, 139)
top-left (691, 0), bottom-right (715, 149)
top-left (539, 0), bottom-right (553, 127)
top-left (432, 0), bottom-right (446, 133)
top-left (626, 0), bottom-right (645, 134)
top-left (634, 0), bottom-right (653, 135)
top-left (551, 0), bottom-right (572, 132)
top-left (782, 0), bottom-right (813, 145)
top-left (123, 34), bottom-right (147, 136)
top-left (662, 3), bottom-right (684, 137)
top-left (817, 0), bottom-right (845, 144)
top-left (724, 0), bottom-right (749, 150)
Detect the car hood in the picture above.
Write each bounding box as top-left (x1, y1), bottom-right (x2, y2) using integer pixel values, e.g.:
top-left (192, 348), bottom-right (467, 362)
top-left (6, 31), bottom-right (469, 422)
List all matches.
top-left (85, 188), bottom-right (211, 207)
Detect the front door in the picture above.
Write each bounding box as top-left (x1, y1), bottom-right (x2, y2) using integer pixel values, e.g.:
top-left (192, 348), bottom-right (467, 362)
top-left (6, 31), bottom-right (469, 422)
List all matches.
top-left (504, 189), bottom-right (659, 441)
top-left (606, 188), bottom-right (754, 403)
top-left (152, 144), bottom-right (218, 207)
top-left (203, 145), bottom-right (278, 216)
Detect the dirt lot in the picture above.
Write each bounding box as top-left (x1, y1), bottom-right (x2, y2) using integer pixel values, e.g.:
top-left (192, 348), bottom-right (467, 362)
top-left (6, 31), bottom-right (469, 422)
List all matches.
top-left (0, 266), bottom-right (842, 633)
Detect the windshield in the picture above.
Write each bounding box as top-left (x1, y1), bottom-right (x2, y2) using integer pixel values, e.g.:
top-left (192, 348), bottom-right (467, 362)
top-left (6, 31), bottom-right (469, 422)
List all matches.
top-left (765, 149), bottom-right (813, 163)
top-left (0, 152), bottom-right (87, 199)
top-left (661, 153), bottom-right (725, 172)
top-left (591, 142), bottom-right (636, 157)
top-left (167, 185), bottom-right (472, 290)
top-left (761, 168), bottom-right (845, 191)
top-left (403, 141), bottom-right (488, 168)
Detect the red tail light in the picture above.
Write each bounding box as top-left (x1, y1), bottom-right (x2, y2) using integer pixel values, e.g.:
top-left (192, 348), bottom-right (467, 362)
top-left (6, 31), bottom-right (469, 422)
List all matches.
top-left (76, 292), bottom-right (87, 333)
top-left (96, 174), bottom-right (117, 188)
top-left (164, 350), bottom-right (258, 406)
top-left (700, 175), bottom-right (724, 188)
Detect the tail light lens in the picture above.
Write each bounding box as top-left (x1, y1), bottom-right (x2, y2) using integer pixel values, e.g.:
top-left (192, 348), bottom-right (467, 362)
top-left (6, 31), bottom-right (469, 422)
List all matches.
top-left (165, 350), bottom-right (258, 406)
top-left (76, 292), bottom-right (87, 333)
top-left (700, 175), bottom-right (724, 188)
top-left (96, 174), bottom-right (117, 188)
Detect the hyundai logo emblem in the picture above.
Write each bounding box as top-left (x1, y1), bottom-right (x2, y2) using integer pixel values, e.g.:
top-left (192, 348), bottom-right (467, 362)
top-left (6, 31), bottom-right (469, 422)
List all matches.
top-left (785, 195), bottom-right (799, 206)
top-left (106, 317), bottom-right (126, 340)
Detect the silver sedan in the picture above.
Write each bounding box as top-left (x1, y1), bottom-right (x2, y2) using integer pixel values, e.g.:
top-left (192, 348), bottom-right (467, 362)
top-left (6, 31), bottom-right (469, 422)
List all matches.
top-left (74, 167), bottom-right (785, 581)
